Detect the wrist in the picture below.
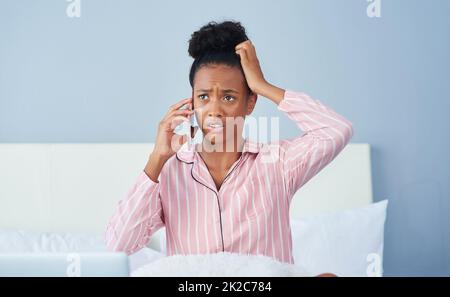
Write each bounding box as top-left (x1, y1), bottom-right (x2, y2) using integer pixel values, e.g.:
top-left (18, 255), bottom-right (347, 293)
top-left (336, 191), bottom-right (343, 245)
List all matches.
top-left (256, 82), bottom-right (285, 105)
top-left (149, 150), bottom-right (170, 166)
top-left (144, 151), bottom-right (169, 183)
top-left (252, 79), bottom-right (270, 95)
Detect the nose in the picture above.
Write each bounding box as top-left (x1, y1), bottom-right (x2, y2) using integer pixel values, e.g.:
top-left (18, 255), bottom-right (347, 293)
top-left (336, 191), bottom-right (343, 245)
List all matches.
top-left (206, 97), bottom-right (223, 119)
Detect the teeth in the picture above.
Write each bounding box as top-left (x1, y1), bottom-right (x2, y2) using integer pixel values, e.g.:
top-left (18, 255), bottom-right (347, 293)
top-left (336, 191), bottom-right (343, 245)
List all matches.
top-left (209, 123), bottom-right (222, 128)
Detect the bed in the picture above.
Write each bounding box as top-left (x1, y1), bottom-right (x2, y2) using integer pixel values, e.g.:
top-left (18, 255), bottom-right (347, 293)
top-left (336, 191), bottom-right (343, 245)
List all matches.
top-left (0, 142), bottom-right (386, 276)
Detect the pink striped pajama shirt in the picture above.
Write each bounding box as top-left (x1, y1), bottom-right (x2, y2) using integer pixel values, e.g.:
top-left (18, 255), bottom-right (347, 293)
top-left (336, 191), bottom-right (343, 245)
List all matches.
top-left (105, 89), bottom-right (354, 264)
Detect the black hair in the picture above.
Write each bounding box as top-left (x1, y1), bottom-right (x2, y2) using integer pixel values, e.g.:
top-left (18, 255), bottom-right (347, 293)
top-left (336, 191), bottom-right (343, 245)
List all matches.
top-left (188, 20), bottom-right (251, 94)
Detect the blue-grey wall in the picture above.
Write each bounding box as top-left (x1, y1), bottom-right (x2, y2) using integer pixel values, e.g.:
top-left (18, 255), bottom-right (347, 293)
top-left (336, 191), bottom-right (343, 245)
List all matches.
top-left (1, 0), bottom-right (449, 276)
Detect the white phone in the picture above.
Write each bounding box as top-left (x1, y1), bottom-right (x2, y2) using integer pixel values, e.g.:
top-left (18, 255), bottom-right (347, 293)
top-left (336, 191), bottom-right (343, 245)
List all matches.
top-left (173, 103), bottom-right (195, 135)
top-left (173, 103), bottom-right (203, 146)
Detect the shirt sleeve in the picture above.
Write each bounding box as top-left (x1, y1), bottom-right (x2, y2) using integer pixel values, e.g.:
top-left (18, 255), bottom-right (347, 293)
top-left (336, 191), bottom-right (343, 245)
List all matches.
top-left (105, 170), bottom-right (165, 254)
top-left (276, 89), bottom-right (354, 202)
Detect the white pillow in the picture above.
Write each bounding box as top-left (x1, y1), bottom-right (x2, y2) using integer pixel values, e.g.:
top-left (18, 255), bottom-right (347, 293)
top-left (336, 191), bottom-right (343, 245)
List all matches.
top-left (290, 200), bottom-right (388, 277)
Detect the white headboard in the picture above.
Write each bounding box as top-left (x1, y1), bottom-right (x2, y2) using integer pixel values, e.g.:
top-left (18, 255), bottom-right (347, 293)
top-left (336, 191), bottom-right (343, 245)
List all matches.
top-left (0, 143), bottom-right (372, 235)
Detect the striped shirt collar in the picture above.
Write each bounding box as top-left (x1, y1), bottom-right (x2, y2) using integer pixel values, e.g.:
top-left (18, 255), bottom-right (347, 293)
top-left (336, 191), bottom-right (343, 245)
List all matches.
top-left (176, 137), bottom-right (262, 164)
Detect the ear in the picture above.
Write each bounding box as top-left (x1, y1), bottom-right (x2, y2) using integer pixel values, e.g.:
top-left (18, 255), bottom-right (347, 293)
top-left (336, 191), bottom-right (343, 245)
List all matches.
top-left (246, 91), bottom-right (258, 115)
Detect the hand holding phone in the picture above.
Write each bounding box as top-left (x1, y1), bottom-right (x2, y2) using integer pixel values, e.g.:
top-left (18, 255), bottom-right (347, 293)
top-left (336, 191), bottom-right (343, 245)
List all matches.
top-left (152, 98), bottom-right (193, 159)
top-left (173, 102), bottom-right (202, 144)
top-left (173, 103), bottom-right (195, 135)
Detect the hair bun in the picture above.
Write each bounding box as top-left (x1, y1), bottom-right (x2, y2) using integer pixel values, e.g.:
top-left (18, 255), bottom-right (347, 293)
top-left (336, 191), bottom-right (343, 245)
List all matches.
top-left (188, 21), bottom-right (248, 59)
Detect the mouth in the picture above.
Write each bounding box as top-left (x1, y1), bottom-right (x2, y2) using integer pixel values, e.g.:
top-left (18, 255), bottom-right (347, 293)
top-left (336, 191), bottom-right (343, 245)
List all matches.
top-left (204, 121), bottom-right (224, 133)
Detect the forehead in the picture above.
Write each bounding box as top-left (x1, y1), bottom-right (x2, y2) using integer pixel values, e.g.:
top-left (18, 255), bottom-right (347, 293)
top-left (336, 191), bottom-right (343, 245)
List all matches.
top-left (194, 64), bottom-right (245, 90)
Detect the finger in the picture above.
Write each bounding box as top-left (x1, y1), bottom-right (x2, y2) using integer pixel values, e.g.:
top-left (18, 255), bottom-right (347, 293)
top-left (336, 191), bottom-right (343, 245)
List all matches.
top-left (235, 47), bottom-right (244, 59)
top-left (235, 40), bottom-right (252, 51)
top-left (169, 109), bottom-right (194, 118)
top-left (247, 41), bottom-right (256, 56)
top-left (178, 102), bottom-right (194, 111)
top-left (169, 98), bottom-right (193, 113)
top-left (166, 109), bottom-right (193, 123)
top-left (236, 40), bottom-right (257, 58)
top-left (239, 44), bottom-right (256, 61)
top-left (235, 48), bottom-right (248, 64)
top-left (165, 98), bottom-right (192, 118)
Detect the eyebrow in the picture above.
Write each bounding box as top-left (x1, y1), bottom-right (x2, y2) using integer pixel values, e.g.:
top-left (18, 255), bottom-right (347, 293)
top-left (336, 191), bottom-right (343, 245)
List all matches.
top-left (195, 88), bottom-right (240, 94)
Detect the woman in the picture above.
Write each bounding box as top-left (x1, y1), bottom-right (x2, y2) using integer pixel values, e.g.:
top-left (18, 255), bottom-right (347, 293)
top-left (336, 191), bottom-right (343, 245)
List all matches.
top-left (105, 21), bottom-right (353, 269)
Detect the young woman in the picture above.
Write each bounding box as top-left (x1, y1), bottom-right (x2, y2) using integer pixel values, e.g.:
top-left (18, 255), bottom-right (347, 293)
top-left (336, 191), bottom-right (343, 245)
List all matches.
top-left (105, 21), bottom-right (353, 268)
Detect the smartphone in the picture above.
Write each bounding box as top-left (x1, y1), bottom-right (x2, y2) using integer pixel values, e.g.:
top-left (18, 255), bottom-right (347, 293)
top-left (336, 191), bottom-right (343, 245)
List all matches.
top-left (173, 102), bottom-right (198, 136)
top-left (173, 93), bottom-right (202, 144)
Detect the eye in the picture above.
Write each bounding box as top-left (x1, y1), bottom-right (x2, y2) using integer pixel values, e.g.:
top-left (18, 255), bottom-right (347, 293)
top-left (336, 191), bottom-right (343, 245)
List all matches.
top-left (198, 94), bottom-right (208, 100)
top-left (224, 95), bottom-right (235, 102)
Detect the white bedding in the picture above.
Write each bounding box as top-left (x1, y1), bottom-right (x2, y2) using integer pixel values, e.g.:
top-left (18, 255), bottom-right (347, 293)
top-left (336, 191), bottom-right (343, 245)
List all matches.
top-left (0, 200), bottom-right (388, 277)
top-left (141, 200), bottom-right (388, 277)
top-left (0, 229), bottom-right (107, 253)
top-left (131, 252), bottom-right (310, 277)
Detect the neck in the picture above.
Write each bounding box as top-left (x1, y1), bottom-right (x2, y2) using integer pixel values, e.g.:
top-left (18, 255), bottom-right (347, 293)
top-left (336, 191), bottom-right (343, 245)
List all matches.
top-left (197, 136), bottom-right (245, 171)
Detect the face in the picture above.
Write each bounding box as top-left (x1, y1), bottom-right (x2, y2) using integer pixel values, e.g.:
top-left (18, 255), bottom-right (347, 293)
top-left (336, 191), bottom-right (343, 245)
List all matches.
top-left (192, 64), bottom-right (257, 151)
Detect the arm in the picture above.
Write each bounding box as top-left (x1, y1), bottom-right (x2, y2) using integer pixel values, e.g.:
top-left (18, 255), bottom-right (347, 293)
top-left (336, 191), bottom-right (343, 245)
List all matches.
top-left (105, 94), bottom-right (194, 254)
top-left (105, 154), bottom-right (166, 254)
top-left (235, 40), bottom-right (354, 202)
top-left (276, 89), bottom-right (354, 200)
